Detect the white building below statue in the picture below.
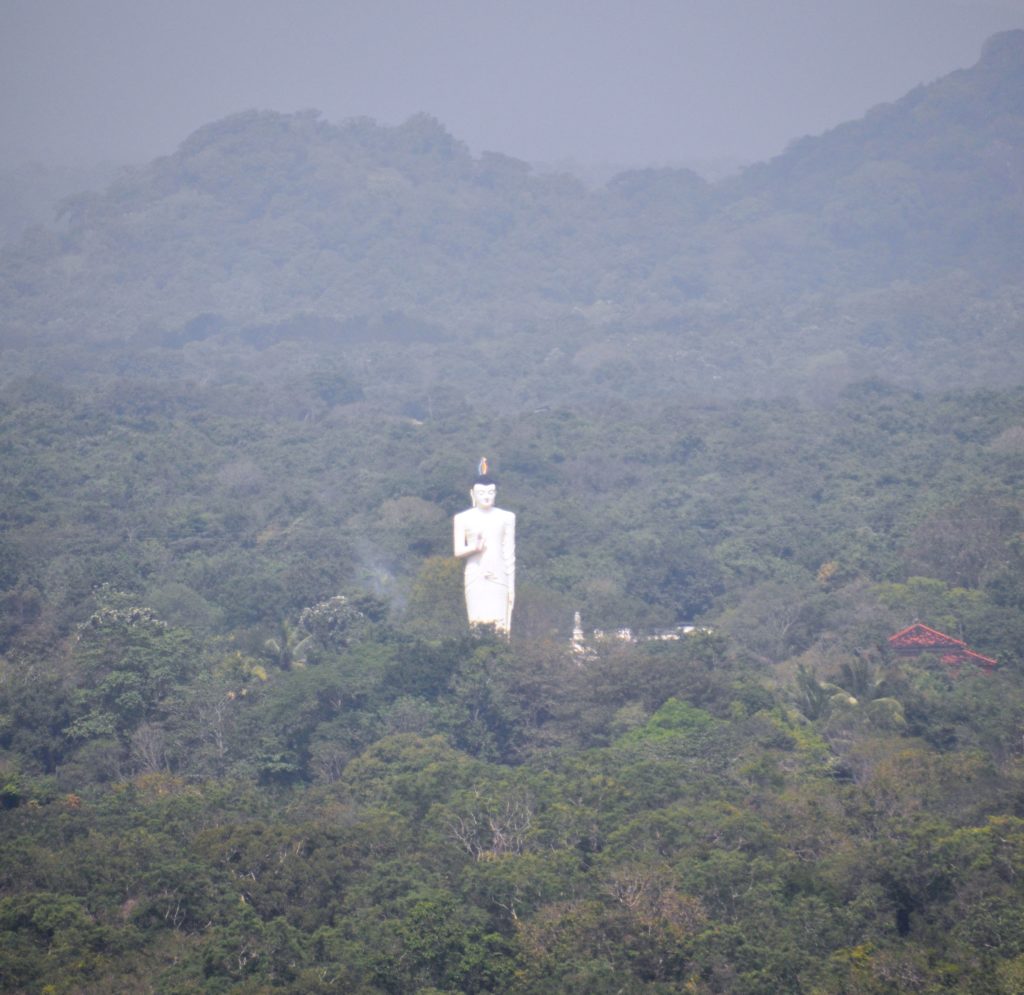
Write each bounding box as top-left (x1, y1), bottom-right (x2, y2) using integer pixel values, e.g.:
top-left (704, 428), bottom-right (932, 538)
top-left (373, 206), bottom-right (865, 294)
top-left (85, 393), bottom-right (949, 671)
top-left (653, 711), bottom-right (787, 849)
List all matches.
top-left (570, 612), bottom-right (707, 655)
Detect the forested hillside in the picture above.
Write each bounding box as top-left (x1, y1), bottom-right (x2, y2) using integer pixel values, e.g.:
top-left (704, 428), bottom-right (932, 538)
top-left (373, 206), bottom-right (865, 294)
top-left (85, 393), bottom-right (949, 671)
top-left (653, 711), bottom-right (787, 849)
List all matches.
top-left (1, 31), bottom-right (1024, 995)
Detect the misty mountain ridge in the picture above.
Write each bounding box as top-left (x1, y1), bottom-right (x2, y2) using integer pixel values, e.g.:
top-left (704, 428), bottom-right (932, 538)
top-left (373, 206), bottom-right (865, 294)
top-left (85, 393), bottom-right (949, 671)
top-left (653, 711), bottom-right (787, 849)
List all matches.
top-left (1, 31), bottom-right (1022, 403)
top-left (732, 28), bottom-right (1024, 271)
top-left (0, 160), bottom-right (124, 248)
top-left (7, 23), bottom-right (1024, 994)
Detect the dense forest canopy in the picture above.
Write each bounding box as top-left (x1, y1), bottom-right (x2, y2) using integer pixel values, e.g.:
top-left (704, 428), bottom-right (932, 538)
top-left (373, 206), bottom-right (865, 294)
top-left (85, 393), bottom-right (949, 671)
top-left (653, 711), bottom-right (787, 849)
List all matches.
top-left (3, 29), bottom-right (1024, 402)
top-left (1, 30), bottom-right (1024, 994)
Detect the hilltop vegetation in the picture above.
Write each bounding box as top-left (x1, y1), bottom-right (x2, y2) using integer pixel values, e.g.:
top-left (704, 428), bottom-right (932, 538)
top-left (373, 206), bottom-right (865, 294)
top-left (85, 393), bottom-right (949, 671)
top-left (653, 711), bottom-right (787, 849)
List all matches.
top-left (3, 31), bottom-right (1024, 404)
top-left (1, 31), bottom-right (1024, 994)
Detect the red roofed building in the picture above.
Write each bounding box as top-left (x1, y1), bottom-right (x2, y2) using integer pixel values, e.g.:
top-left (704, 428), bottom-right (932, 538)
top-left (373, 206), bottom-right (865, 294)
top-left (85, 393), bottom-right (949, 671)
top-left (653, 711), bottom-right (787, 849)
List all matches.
top-left (939, 648), bottom-right (999, 670)
top-left (889, 622), bottom-right (997, 670)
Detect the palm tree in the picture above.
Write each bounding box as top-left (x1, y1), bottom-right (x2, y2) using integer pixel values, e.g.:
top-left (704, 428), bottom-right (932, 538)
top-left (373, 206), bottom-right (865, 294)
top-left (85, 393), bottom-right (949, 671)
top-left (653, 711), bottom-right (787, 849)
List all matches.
top-left (263, 619), bottom-right (313, 670)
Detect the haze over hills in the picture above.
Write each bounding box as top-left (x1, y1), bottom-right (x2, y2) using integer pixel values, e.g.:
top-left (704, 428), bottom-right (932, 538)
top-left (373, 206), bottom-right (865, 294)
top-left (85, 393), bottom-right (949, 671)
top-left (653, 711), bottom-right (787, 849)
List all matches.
top-left (0, 161), bottom-right (123, 248)
top-left (2, 31), bottom-right (1022, 408)
top-left (731, 28), bottom-right (1024, 276)
top-left (4, 32), bottom-right (1024, 994)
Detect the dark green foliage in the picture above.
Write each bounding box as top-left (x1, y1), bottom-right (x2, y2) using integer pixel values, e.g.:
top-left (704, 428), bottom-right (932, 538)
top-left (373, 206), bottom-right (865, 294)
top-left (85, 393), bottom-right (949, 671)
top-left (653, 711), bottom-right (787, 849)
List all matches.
top-left (2, 33), bottom-right (1024, 993)
top-left (3, 367), bottom-right (1024, 995)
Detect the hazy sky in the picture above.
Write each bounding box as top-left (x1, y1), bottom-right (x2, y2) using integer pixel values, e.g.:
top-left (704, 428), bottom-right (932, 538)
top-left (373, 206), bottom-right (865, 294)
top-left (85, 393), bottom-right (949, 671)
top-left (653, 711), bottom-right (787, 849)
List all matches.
top-left (2, 0), bottom-right (1023, 170)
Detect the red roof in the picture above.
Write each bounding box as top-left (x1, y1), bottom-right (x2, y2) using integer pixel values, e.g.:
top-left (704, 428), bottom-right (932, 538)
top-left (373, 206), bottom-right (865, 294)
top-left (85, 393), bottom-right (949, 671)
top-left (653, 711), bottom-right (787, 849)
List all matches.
top-left (889, 622), bottom-right (997, 670)
top-left (940, 648), bottom-right (998, 670)
top-left (889, 622), bottom-right (966, 652)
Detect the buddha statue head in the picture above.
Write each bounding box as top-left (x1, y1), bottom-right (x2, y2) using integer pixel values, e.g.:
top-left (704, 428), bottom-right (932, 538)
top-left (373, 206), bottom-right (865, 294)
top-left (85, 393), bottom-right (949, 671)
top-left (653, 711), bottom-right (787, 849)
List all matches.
top-left (470, 457), bottom-right (497, 509)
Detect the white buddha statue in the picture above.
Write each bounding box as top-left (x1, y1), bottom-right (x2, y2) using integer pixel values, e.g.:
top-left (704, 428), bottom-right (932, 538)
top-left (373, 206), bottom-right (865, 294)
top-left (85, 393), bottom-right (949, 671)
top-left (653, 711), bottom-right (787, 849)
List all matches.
top-left (453, 459), bottom-right (515, 633)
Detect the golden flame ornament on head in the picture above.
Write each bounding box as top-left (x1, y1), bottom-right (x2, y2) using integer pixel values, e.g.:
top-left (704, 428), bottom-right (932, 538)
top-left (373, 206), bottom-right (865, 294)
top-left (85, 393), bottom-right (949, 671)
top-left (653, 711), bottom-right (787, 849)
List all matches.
top-left (478, 457), bottom-right (488, 476)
